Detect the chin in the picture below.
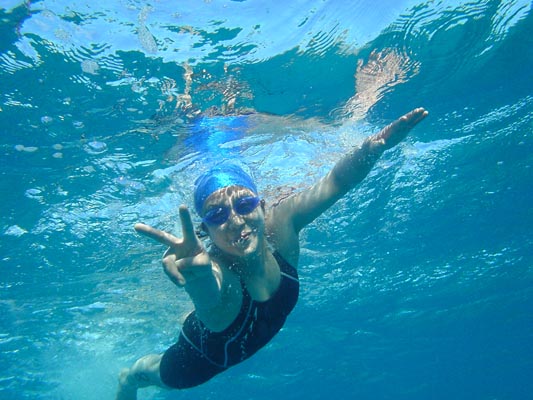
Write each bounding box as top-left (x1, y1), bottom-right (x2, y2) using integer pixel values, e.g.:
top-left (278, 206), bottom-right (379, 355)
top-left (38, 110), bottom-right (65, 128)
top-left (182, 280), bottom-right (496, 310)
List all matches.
top-left (232, 235), bottom-right (260, 257)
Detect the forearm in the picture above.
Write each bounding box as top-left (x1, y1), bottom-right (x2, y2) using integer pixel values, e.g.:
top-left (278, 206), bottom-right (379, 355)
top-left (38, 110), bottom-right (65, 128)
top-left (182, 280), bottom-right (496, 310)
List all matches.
top-left (184, 264), bottom-right (223, 313)
top-left (285, 137), bottom-right (385, 232)
top-left (329, 137), bottom-right (385, 195)
top-left (184, 264), bottom-right (239, 332)
top-left (331, 108), bottom-right (428, 193)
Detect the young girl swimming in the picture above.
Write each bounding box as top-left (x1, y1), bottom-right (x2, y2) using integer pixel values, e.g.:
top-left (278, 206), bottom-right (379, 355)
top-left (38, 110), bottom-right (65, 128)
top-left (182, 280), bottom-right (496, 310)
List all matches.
top-left (116, 107), bottom-right (428, 399)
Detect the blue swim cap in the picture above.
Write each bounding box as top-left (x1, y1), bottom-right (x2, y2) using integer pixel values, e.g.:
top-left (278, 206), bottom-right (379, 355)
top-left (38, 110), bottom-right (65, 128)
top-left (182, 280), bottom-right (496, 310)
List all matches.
top-left (194, 164), bottom-right (257, 215)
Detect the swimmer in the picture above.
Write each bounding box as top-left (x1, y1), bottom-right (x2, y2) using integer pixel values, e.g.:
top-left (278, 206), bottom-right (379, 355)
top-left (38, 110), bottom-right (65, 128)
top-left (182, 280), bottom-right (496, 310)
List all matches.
top-left (116, 107), bottom-right (428, 399)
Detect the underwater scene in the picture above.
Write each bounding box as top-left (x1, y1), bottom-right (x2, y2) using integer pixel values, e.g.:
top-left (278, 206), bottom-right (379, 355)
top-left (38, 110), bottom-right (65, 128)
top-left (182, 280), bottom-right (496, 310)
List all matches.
top-left (1, 0), bottom-right (532, 399)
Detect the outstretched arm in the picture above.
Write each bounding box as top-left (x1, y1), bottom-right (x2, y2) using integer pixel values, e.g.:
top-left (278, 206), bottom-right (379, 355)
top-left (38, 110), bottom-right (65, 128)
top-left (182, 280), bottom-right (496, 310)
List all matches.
top-left (275, 108), bottom-right (428, 233)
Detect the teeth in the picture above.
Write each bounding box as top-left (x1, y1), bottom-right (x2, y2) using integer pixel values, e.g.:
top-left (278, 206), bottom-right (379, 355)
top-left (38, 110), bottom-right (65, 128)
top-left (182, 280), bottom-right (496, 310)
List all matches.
top-left (234, 233), bottom-right (249, 245)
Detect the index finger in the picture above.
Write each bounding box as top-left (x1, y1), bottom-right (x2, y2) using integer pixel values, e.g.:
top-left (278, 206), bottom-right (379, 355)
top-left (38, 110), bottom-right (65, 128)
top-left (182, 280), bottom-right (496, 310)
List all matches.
top-left (134, 223), bottom-right (180, 247)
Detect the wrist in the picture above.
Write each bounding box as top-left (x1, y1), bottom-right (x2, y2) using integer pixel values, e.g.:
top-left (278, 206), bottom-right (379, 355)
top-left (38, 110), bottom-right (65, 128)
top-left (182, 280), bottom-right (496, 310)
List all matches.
top-left (356, 138), bottom-right (383, 167)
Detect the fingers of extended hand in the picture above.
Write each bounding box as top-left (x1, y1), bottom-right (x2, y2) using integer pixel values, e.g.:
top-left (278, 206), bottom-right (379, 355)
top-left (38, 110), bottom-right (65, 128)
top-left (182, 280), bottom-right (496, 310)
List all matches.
top-left (392, 107), bottom-right (428, 132)
top-left (403, 107), bottom-right (428, 127)
top-left (372, 107), bottom-right (428, 150)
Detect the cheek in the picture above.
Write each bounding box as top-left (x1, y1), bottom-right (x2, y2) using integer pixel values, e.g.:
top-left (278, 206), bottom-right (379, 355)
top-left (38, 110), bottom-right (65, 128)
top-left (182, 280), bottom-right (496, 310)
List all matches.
top-left (206, 226), bottom-right (223, 240)
top-left (207, 225), bottom-right (234, 247)
top-left (249, 211), bottom-right (265, 231)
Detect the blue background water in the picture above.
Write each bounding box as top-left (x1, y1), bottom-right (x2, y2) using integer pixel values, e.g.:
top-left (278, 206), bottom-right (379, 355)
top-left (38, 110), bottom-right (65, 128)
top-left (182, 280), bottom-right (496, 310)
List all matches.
top-left (1, 1), bottom-right (532, 399)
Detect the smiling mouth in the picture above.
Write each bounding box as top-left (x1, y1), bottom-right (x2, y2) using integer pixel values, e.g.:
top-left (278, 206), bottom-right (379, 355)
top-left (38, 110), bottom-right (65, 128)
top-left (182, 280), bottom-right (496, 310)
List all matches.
top-left (233, 231), bottom-right (252, 246)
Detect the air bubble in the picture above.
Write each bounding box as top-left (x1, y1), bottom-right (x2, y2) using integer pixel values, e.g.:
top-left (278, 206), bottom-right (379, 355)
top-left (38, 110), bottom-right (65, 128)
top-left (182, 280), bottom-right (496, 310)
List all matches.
top-left (41, 115), bottom-right (53, 124)
top-left (15, 144), bottom-right (38, 153)
top-left (114, 176), bottom-right (145, 191)
top-left (84, 141), bottom-right (108, 154)
top-left (4, 225), bottom-right (28, 237)
top-left (81, 59), bottom-right (100, 75)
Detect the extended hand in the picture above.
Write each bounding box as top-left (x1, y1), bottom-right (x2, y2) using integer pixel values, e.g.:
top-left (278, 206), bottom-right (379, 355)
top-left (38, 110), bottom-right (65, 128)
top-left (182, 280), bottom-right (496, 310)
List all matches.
top-left (370, 107), bottom-right (428, 151)
top-left (134, 205), bottom-right (212, 287)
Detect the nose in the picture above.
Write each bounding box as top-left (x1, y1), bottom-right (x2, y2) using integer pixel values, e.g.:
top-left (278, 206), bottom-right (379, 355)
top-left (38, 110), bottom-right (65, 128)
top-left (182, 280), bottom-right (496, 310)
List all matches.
top-left (227, 209), bottom-right (245, 226)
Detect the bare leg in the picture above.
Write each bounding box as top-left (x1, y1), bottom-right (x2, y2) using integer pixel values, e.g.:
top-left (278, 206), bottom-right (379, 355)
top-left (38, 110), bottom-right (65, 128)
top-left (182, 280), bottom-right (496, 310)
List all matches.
top-left (116, 354), bottom-right (167, 400)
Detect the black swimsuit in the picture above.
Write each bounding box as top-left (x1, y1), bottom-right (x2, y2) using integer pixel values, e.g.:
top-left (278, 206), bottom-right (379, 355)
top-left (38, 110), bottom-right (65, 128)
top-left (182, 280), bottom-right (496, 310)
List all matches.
top-left (159, 251), bottom-right (299, 389)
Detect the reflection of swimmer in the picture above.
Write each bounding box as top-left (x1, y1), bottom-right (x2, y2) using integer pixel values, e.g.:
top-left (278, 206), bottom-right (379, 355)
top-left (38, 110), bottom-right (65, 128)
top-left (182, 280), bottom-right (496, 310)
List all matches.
top-left (116, 108), bottom-right (428, 399)
top-left (166, 112), bottom-right (328, 165)
top-left (184, 114), bottom-right (251, 157)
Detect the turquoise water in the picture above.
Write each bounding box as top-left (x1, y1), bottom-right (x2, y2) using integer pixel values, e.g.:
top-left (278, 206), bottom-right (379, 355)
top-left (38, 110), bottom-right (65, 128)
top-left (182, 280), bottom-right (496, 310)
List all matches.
top-left (1, 0), bottom-right (532, 399)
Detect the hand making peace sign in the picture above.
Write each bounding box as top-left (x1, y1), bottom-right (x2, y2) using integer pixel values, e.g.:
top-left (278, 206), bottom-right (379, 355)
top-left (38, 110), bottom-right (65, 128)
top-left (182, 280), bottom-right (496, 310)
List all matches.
top-left (134, 205), bottom-right (213, 287)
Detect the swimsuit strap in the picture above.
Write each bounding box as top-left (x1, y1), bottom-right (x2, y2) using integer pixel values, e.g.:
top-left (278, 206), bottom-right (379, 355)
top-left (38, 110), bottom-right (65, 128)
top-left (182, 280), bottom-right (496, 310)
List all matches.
top-left (272, 250), bottom-right (298, 282)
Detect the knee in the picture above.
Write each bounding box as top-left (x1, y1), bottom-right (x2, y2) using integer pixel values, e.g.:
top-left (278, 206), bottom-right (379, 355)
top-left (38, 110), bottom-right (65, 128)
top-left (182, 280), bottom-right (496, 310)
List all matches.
top-left (118, 366), bottom-right (153, 391)
top-left (116, 368), bottom-right (138, 400)
top-left (133, 371), bottom-right (152, 386)
top-left (129, 354), bottom-right (164, 389)
top-left (118, 368), bottom-right (130, 383)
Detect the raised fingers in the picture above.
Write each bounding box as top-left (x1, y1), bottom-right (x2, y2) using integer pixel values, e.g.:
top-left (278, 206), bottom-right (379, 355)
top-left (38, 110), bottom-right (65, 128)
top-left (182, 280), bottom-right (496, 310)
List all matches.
top-left (178, 205), bottom-right (199, 246)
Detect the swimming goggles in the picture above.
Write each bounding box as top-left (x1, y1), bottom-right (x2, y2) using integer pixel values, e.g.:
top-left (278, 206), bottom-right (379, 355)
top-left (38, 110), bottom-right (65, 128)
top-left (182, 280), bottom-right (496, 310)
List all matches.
top-left (202, 196), bottom-right (261, 226)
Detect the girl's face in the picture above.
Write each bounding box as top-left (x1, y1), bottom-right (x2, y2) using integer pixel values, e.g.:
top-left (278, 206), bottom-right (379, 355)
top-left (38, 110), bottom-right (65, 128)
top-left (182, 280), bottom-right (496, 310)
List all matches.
top-left (202, 186), bottom-right (264, 258)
